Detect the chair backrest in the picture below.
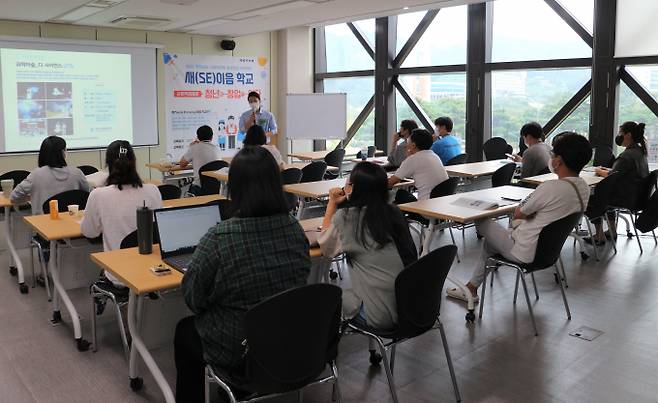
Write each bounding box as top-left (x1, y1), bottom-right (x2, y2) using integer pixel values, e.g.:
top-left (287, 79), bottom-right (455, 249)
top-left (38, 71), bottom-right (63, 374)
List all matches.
top-left (394, 245), bottom-right (457, 339)
top-left (588, 171), bottom-right (620, 214)
top-left (120, 227), bottom-right (160, 249)
top-left (430, 177), bottom-right (459, 198)
top-left (483, 137), bottom-right (511, 160)
top-left (492, 162), bottom-right (517, 187)
top-left (157, 184), bottom-right (182, 200)
top-left (77, 165), bottom-right (99, 176)
top-left (526, 212), bottom-right (583, 271)
top-left (323, 148), bottom-right (345, 173)
top-left (244, 284), bottom-right (342, 393)
top-left (536, 166), bottom-right (551, 175)
top-left (198, 160), bottom-right (229, 195)
top-left (610, 169), bottom-right (657, 212)
top-left (446, 153), bottom-right (468, 166)
top-left (281, 168), bottom-right (303, 211)
top-left (0, 170), bottom-right (30, 188)
top-left (300, 161), bottom-right (327, 183)
top-left (592, 145), bottom-right (615, 168)
top-left (42, 189), bottom-right (90, 213)
top-left (205, 199), bottom-right (234, 220)
top-left (637, 169), bottom-right (658, 211)
top-left (367, 146), bottom-right (376, 158)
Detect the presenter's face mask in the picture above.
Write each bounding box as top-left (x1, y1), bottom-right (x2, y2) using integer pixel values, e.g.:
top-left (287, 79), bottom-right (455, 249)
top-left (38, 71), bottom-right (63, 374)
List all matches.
top-left (250, 101), bottom-right (260, 112)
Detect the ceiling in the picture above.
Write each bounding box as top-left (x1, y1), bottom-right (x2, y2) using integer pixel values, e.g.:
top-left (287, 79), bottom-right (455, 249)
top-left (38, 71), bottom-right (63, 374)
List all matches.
top-left (0, 0), bottom-right (486, 37)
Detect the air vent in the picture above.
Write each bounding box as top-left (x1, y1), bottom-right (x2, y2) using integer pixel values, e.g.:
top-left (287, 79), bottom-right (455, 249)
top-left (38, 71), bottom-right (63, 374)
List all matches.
top-left (110, 16), bottom-right (172, 28)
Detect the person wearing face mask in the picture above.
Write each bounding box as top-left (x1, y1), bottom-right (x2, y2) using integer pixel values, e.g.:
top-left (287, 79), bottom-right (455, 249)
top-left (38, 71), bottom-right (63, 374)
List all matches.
top-left (318, 162), bottom-right (417, 330)
top-left (386, 119), bottom-right (418, 170)
top-left (587, 121), bottom-right (650, 244)
top-left (509, 122), bottom-right (552, 178)
top-left (238, 91), bottom-right (278, 142)
top-left (447, 133), bottom-right (592, 303)
top-left (430, 116), bottom-right (462, 165)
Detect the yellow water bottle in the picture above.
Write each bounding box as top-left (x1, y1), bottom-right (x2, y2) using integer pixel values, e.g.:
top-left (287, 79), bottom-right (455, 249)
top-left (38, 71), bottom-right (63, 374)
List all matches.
top-left (49, 200), bottom-right (59, 219)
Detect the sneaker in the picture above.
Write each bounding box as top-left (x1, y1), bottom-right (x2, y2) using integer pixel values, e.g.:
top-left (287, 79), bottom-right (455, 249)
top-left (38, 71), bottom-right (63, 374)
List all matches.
top-left (446, 287), bottom-right (479, 303)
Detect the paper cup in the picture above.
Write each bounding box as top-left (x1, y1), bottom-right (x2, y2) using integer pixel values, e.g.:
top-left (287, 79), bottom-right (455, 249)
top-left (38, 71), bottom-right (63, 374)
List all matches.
top-left (1, 179), bottom-right (13, 198)
top-left (67, 204), bottom-right (79, 216)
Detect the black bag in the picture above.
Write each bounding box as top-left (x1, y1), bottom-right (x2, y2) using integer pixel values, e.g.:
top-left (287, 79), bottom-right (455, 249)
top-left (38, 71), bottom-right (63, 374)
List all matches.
top-left (636, 191), bottom-right (658, 233)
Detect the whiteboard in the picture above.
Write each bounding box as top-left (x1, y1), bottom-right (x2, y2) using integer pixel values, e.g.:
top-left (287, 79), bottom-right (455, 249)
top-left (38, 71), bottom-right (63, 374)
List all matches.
top-left (286, 93), bottom-right (346, 140)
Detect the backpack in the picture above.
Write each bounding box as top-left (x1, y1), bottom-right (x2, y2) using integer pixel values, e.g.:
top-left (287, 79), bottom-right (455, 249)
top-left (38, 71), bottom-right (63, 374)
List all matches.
top-left (636, 191), bottom-right (658, 233)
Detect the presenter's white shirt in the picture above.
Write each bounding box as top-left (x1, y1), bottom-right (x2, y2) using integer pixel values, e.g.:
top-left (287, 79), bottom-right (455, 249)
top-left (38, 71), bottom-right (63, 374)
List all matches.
top-left (394, 150), bottom-right (448, 200)
top-left (182, 141), bottom-right (222, 185)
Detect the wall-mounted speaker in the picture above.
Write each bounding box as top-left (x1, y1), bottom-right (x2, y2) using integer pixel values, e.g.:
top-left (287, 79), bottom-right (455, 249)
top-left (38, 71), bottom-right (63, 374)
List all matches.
top-left (220, 39), bottom-right (236, 51)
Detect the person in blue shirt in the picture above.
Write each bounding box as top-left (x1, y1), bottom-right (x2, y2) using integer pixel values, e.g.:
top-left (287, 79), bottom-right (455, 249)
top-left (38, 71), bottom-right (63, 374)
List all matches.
top-left (238, 91), bottom-right (278, 143)
top-left (430, 116), bottom-right (462, 165)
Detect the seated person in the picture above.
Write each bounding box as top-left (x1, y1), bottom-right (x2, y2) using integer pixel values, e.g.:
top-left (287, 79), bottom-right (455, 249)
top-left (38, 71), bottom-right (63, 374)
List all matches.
top-left (81, 140), bottom-right (163, 286)
top-left (318, 162), bottom-right (417, 330)
top-left (588, 121), bottom-right (649, 244)
top-left (447, 132), bottom-right (592, 302)
top-left (174, 146), bottom-right (310, 403)
top-left (179, 125), bottom-right (222, 194)
top-left (11, 135), bottom-right (89, 215)
top-left (389, 129), bottom-right (449, 201)
top-left (510, 122), bottom-right (552, 178)
top-left (430, 116), bottom-right (461, 165)
top-left (243, 124), bottom-right (284, 170)
top-left (387, 119), bottom-right (418, 169)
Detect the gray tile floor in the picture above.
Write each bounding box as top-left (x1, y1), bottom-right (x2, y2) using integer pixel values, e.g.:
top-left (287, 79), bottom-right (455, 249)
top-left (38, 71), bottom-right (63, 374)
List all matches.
top-left (1, 224), bottom-right (657, 403)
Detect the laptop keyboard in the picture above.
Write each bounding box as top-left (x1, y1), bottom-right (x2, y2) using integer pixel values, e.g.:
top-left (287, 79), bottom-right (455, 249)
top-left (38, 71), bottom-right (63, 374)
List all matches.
top-left (164, 254), bottom-right (193, 273)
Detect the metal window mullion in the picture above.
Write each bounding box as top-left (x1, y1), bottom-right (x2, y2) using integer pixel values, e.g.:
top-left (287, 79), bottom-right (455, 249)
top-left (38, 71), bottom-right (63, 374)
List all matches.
top-left (347, 22), bottom-right (375, 60)
top-left (543, 79), bottom-right (592, 135)
top-left (393, 78), bottom-right (434, 132)
top-left (619, 67), bottom-right (658, 119)
top-left (393, 10), bottom-right (439, 68)
top-left (544, 0), bottom-right (594, 48)
top-left (344, 96), bottom-right (375, 145)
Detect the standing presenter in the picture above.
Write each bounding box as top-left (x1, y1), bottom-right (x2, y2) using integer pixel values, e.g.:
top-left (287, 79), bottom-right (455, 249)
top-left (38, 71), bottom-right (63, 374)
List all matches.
top-left (239, 91), bottom-right (278, 141)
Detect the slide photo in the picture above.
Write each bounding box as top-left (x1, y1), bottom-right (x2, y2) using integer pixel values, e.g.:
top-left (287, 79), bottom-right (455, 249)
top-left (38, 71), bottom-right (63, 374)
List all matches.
top-left (17, 100), bottom-right (45, 119)
top-left (46, 100), bottom-right (72, 118)
top-left (19, 119), bottom-right (46, 137)
top-left (17, 82), bottom-right (46, 100)
top-left (47, 118), bottom-right (73, 136)
top-left (45, 82), bottom-right (72, 100)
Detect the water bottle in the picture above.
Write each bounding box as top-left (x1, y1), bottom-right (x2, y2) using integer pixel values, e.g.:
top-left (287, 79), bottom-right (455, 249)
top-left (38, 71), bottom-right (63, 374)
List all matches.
top-left (136, 202), bottom-right (153, 255)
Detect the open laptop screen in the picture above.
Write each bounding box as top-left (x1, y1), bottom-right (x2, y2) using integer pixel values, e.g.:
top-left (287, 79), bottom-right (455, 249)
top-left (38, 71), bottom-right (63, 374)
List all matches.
top-left (154, 204), bottom-right (221, 257)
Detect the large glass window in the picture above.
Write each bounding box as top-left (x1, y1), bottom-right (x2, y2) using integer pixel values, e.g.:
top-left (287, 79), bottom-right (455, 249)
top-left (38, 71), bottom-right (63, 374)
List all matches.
top-left (491, 68), bottom-right (591, 150)
top-left (618, 80), bottom-right (658, 163)
top-left (353, 19), bottom-right (375, 47)
top-left (615, 0), bottom-right (658, 57)
top-left (556, 0), bottom-right (594, 34)
top-left (551, 96), bottom-right (591, 140)
top-left (491, 0), bottom-right (592, 62)
top-left (325, 23), bottom-right (374, 72)
top-left (323, 77), bottom-right (374, 148)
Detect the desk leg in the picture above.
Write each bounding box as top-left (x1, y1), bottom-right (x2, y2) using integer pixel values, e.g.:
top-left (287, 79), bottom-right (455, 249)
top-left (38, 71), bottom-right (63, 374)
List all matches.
top-left (48, 240), bottom-right (90, 351)
top-left (420, 221), bottom-right (436, 257)
top-left (127, 292), bottom-right (175, 402)
top-left (296, 198), bottom-right (306, 220)
top-left (4, 206), bottom-right (27, 293)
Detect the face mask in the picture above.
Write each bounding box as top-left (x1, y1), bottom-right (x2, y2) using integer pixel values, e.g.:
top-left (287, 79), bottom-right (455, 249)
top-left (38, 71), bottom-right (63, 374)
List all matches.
top-left (548, 158), bottom-right (556, 174)
top-left (250, 102), bottom-right (260, 112)
top-left (615, 134), bottom-right (625, 147)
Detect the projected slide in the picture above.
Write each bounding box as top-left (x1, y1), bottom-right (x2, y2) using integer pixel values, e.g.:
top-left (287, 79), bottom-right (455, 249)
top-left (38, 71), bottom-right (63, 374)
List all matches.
top-left (1, 48), bottom-right (133, 152)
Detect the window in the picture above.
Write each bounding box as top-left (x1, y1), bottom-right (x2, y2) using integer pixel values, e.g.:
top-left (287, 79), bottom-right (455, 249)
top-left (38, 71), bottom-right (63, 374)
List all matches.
top-left (353, 19), bottom-right (375, 48)
top-left (551, 96), bottom-right (591, 141)
top-left (323, 77), bottom-right (374, 148)
top-left (349, 110), bottom-right (375, 150)
top-left (556, 0), bottom-right (594, 34)
top-left (615, 0), bottom-right (658, 57)
top-left (618, 80), bottom-right (658, 163)
top-left (396, 11), bottom-right (425, 53)
top-left (325, 23), bottom-right (374, 72)
top-left (491, 0), bottom-right (592, 62)
top-left (491, 68), bottom-right (591, 150)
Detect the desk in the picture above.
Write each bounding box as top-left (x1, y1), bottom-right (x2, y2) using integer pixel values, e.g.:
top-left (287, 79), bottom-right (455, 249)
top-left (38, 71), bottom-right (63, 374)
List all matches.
top-left (350, 157), bottom-right (388, 165)
top-left (201, 163), bottom-right (338, 183)
top-left (521, 171), bottom-right (602, 187)
top-left (445, 159), bottom-right (513, 178)
top-left (90, 217), bottom-right (326, 402)
top-left (289, 147), bottom-right (384, 161)
top-left (1, 195), bottom-right (28, 293)
top-left (145, 162), bottom-right (194, 183)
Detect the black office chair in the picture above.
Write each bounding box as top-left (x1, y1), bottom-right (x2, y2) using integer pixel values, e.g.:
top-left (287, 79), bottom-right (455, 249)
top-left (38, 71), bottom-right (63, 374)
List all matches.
top-left (204, 284), bottom-right (342, 403)
top-left (491, 162), bottom-right (517, 187)
top-left (281, 168), bottom-right (303, 212)
top-left (300, 161), bottom-right (327, 183)
top-left (446, 153), bottom-right (468, 166)
top-left (483, 137), bottom-right (512, 160)
top-left (592, 145), bottom-right (615, 168)
top-left (324, 148), bottom-right (345, 179)
top-left (157, 184), bottom-right (182, 200)
top-left (0, 170), bottom-right (30, 215)
top-left (583, 172), bottom-right (620, 260)
top-left (478, 212), bottom-right (583, 336)
top-left (77, 165), bottom-right (99, 175)
top-left (345, 245), bottom-right (461, 403)
top-left (42, 189), bottom-right (91, 213)
top-left (197, 160), bottom-right (229, 196)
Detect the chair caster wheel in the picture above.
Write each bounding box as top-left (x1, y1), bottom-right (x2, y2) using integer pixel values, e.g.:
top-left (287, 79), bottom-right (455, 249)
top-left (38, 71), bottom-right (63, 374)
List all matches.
top-left (9, 266), bottom-right (17, 276)
top-left (580, 251), bottom-right (589, 261)
top-left (627, 231), bottom-right (634, 238)
top-left (51, 311), bottom-right (62, 324)
top-left (19, 283), bottom-right (28, 294)
top-left (465, 311), bottom-right (476, 323)
top-left (368, 349), bottom-right (382, 366)
top-left (130, 377), bottom-right (144, 391)
top-left (329, 270), bottom-right (338, 280)
top-left (76, 338), bottom-right (91, 352)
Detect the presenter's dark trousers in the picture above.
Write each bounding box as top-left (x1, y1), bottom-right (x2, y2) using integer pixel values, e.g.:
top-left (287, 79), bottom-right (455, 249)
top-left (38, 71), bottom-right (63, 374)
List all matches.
top-left (175, 316), bottom-right (205, 403)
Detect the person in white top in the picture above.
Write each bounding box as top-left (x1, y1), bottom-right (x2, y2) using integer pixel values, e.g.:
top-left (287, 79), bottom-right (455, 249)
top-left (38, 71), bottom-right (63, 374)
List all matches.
top-left (388, 128), bottom-right (449, 200)
top-left (242, 124), bottom-right (284, 170)
top-left (81, 140), bottom-right (163, 286)
top-left (179, 125), bottom-right (223, 190)
top-left (447, 132), bottom-right (592, 302)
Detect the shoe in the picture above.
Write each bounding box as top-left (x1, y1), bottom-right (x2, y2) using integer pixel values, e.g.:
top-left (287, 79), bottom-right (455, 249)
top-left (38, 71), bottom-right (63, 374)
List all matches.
top-left (583, 237), bottom-right (605, 246)
top-left (447, 287), bottom-right (479, 303)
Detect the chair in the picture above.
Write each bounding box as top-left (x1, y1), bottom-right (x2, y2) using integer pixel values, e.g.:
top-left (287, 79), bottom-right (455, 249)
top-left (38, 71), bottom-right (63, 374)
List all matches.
top-left (592, 145), bottom-right (615, 168)
top-left (446, 153), bottom-right (468, 166)
top-left (479, 212), bottom-right (583, 336)
top-left (281, 168), bottom-right (303, 212)
top-left (0, 169), bottom-right (29, 189)
top-left (582, 172), bottom-right (621, 260)
top-left (204, 284), bottom-right (342, 403)
top-left (90, 227), bottom-right (160, 361)
top-left (42, 189), bottom-right (91, 213)
top-left (300, 161), bottom-right (327, 183)
top-left (157, 184), bottom-right (182, 200)
top-left (491, 162), bottom-right (517, 187)
top-left (197, 160), bottom-right (229, 196)
top-left (206, 199), bottom-right (234, 220)
top-left (324, 148), bottom-right (345, 179)
top-left (77, 165), bottom-right (99, 175)
top-left (483, 137), bottom-right (512, 160)
top-left (345, 245), bottom-right (461, 403)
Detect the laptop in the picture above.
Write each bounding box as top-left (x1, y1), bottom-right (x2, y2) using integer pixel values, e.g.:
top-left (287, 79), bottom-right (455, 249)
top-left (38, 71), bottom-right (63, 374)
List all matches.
top-left (154, 204), bottom-right (222, 273)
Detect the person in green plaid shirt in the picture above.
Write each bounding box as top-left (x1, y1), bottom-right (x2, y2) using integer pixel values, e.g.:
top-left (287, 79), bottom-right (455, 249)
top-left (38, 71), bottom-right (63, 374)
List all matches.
top-left (174, 146), bottom-right (311, 403)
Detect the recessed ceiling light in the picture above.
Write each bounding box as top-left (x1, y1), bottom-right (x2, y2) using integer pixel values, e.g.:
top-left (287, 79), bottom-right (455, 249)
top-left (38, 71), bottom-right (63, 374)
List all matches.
top-left (403, 6), bottom-right (409, 10)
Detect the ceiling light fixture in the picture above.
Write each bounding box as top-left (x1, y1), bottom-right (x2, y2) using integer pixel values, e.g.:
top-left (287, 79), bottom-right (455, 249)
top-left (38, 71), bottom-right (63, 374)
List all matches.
top-left (223, 0), bottom-right (313, 21)
top-left (50, 0), bottom-right (127, 23)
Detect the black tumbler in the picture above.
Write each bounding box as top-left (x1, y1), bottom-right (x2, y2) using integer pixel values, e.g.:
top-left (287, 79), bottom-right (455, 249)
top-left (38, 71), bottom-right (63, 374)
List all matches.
top-left (137, 203), bottom-right (153, 255)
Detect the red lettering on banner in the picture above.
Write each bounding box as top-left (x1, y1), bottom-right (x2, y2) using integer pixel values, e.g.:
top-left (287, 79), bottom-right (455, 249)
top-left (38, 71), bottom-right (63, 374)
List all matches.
top-left (174, 90), bottom-right (202, 98)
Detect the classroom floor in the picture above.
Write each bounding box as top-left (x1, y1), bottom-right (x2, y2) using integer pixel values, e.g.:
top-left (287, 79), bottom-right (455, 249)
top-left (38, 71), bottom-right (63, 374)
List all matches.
top-left (1, 223), bottom-right (658, 403)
